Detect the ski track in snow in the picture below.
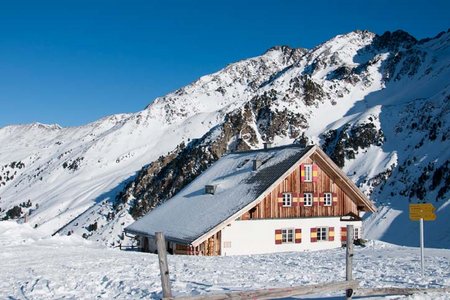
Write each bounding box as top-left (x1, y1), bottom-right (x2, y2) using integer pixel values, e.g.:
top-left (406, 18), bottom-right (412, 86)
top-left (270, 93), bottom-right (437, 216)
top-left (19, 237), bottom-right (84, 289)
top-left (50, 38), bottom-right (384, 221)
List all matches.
top-left (1, 222), bottom-right (449, 299)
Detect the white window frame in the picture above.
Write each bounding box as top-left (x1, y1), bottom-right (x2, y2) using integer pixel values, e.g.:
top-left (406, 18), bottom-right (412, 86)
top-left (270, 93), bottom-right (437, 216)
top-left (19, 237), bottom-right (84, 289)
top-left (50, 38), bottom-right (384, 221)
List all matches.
top-left (282, 193), bottom-right (292, 207)
top-left (304, 164), bottom-right (313, 182)
top-left (324, 193), bottom-right (332, 206)
top-left (281, 228), bottom-right (294, 243)
top-left (304, 193), bottom-right (313, 206)
top-left (317, 227), bottom-right (328, 241)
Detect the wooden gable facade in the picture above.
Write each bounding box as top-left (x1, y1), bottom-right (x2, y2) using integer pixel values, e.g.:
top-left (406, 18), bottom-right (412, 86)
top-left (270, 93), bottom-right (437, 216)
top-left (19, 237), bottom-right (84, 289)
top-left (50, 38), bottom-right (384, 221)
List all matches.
top-left (171, 146), bottom-right (374, 256)
top-left (239, 156), bottom-right (358, 220)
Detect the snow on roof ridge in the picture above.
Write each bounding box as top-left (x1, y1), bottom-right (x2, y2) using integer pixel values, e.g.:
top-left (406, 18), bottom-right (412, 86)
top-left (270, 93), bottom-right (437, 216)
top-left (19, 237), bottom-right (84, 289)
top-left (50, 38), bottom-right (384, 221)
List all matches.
top-left (230, 143), bottom-right (311, 155)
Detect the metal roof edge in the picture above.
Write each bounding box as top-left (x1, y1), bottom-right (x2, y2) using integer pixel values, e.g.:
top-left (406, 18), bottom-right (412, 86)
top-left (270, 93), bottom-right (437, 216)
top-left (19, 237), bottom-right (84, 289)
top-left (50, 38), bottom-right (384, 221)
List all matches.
top-left (124, 227), bottom-right (193, 245)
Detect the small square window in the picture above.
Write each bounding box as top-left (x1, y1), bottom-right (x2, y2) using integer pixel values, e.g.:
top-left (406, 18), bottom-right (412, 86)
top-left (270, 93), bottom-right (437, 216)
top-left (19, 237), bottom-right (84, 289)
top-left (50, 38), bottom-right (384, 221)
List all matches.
top-left (282, 193), bottom-right (292, 207)
top-left (282, 229), bottom-right (294, 243)
top-left (324, 193), bottom-right (332, 206)
top-left (304, 193), bottom-right (313, 206)
top-left (317, 227), bottom-right (328, 241)
top-left (304, 164), bottom-right (313, 182)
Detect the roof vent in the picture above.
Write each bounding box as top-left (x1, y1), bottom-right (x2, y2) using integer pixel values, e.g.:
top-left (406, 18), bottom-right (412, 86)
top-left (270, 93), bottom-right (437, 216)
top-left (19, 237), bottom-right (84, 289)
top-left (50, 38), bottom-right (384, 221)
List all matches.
top-left (263, 142), bottom-right (272, 149)
top-left (253, 159), bottom-right (262, 171)
top-left (205, 185), bottom-right (217, 195)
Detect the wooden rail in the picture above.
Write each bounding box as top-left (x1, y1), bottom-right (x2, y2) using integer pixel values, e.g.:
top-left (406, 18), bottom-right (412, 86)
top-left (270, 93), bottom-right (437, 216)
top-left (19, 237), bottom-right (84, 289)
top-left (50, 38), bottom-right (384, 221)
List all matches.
top-left (169, 280), bottom-right (360, 300)
top-left (166, 285), bottom-right (450, 300)
top-left (354, 287), bottom-right (450, 297)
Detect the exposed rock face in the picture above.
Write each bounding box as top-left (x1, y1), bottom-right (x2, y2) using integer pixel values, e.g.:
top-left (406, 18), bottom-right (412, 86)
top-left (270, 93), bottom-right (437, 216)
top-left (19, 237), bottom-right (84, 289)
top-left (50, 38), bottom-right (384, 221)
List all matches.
top-left (119, 91), bottom-right (310, 219)
top-left (372, 30), bottom-right (418, 51)
top-left (321, 121), bottom-right (385, 168)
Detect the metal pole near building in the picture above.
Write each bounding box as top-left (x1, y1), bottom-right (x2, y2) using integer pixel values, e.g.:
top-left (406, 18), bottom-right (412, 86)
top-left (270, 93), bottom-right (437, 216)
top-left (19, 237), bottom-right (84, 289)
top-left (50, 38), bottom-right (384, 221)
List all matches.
top-left (156, 232), bottom-right (173, 299)
top-left (345, 225), bottom-right (354, 300)
top-left (420, 218), bottom-right (424, 277)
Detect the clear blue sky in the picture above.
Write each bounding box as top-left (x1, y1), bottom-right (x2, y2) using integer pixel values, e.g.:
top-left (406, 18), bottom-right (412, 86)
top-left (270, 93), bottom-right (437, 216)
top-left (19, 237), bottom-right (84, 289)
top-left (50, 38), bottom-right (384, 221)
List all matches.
top-left (0, 0), bottom-right (448, 127)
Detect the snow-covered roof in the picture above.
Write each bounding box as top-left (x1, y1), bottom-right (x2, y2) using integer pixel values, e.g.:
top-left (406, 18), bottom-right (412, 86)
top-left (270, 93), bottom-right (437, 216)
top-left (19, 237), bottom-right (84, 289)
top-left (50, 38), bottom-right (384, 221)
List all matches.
top-left (125, 145), bottom-right (313, 244)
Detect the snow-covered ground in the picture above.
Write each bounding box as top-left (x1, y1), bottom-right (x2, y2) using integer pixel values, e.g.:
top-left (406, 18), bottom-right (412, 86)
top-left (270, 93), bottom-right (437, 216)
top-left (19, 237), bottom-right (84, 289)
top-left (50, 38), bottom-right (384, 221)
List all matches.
top-left (1, 222), bottom-right (449, 299)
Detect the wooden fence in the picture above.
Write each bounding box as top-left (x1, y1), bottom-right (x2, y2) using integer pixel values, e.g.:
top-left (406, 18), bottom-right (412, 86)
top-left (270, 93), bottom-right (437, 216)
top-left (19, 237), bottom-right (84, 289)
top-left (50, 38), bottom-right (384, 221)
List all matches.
top-left (154, 225), bottom-right (450, 300)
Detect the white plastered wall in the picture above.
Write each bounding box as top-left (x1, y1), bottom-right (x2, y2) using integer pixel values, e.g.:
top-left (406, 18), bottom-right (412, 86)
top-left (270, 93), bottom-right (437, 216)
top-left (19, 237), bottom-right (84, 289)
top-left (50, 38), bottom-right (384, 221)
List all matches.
top-left (221, 217), bottom-right (362, 256)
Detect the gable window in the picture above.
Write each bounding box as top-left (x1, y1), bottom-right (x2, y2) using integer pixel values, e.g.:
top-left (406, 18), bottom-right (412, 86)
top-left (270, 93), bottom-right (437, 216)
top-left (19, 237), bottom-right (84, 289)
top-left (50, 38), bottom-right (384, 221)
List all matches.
top-left (324, 193), bottom-right (332, 206)
top-left (317, 227), bottom-right (328, 241)
top-left (282, 193), bottom-right (292, 207)
top-left (304, 164), bottom-right (313, 182)
top-left (282, 229), bottom-right (294, 243)
top-left (304, 193), bottom-right (313, 206)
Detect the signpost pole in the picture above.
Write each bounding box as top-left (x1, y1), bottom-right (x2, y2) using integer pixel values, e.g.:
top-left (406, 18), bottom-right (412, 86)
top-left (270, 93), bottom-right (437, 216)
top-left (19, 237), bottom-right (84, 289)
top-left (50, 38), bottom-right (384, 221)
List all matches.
top-left (420, 218), bottom-right (424, 277)
top-left (409, 203), bottom-right (436, 277)
top-left (345, 225), bottom-right (354, 300)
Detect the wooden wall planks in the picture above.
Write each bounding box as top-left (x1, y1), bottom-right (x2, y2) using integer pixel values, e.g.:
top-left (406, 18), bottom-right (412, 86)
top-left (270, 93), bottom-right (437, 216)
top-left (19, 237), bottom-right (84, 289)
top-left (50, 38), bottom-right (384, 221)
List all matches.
top-left (240, 158), bottom-right (359, 220)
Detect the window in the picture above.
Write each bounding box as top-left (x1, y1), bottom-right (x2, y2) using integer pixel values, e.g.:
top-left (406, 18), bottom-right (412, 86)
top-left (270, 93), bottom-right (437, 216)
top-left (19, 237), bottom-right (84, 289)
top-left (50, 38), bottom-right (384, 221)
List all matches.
top-left (249, 207), bottom-right (257, 219)
top-left (324, 193), bottom-right (332, 206)
top-left (282, 229), bottom-right (294, 243)
top-left (354, 227), bottom-right (360, 240)
top-left (282, 193), bottom-right (292, 207)
top-left (223, 241), bottom-right (232, 248)
top-left (304, 193), bottom-right (313, 206)
top-left (304, 164), bottom-right (313, 182)
top-left (317, 227), bottom-right (328, 241)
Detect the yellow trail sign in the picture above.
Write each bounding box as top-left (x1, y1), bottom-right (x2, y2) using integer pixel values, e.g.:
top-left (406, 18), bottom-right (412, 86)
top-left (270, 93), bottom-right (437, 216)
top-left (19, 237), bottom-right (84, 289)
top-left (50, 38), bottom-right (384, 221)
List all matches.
top-left (409, 203), bottom-right (436, 221)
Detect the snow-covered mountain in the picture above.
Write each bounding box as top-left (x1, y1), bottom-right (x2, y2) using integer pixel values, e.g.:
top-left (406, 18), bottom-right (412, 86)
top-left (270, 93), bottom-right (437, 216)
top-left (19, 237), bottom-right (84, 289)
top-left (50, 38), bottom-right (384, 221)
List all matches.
top-left (0, 29), bottom-right (449, 248)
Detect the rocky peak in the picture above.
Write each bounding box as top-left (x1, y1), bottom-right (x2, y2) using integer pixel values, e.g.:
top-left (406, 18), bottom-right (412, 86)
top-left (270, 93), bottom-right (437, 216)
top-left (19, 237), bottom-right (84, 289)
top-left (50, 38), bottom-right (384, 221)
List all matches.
top-left (265, 45), bottom-right (307, 62)
top-left (372, 30), bottom-right (418, 50)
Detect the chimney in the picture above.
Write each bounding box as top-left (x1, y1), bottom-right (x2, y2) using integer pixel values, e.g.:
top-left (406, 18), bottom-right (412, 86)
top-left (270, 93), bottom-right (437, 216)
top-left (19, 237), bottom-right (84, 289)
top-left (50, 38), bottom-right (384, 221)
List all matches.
top-left (263, 142), bottom-right (272, 149)
top-left (253, 159), bottom-right (262, 171)
top-left (205, 185), bottom-right (217, 195)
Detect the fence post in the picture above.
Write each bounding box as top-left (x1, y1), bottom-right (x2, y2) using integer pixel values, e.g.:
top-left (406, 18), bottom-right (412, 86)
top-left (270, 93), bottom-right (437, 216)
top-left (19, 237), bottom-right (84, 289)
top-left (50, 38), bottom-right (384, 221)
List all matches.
top-left (156, 232), bottom-right (172, 299)
top-left (345, 225), bottom-right (354, 300)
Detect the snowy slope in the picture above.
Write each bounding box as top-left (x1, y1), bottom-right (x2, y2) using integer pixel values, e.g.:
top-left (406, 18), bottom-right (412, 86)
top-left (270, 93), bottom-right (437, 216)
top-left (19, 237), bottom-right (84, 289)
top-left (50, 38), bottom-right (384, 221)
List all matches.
top-left (0, 47), bottom-right (303, 245)
top-left (1, 222), bottom-right (450, 299)
top-left (0, 29), bottom-right (449, 248)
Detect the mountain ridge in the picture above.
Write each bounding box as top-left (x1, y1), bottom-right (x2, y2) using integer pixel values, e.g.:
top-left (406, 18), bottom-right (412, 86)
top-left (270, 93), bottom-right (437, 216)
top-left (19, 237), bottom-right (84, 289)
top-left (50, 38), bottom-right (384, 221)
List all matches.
top-left (0, 29), bottom-right (449, 248)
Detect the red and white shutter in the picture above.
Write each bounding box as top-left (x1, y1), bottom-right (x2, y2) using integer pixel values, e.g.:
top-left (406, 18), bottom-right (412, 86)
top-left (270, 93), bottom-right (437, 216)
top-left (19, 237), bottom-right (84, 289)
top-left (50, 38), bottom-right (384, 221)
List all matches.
top-left (312, 164), bottom-right (319, 183)
top-left (341, 227), bottom-right (347, 242)
top-left (328, 227), bottom-right (335, 241)
top-left (275, 229), bottom-right (282, 244)
top-left (295, 229), bottom-right (302, 243)
top-left (332, 192), bottom-right (338, 206)
top-left (310, 228), bottom-right (317, 242)
top-left (292, 192), bottom-right (299, 207)
top-left (298, 193), bottom-right (305, 206)
top-left (300, 164), bottom-right (305, 182)
top-left (319, 193), bottom-right (324, 206)
top-left (313, 192), bottom-right (319, 206)
top-left (277, 193), bottom-right (284, 207)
